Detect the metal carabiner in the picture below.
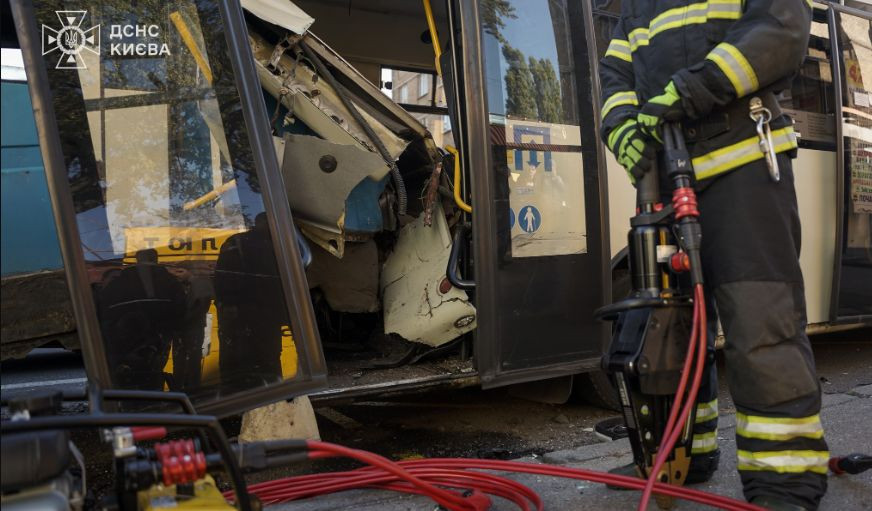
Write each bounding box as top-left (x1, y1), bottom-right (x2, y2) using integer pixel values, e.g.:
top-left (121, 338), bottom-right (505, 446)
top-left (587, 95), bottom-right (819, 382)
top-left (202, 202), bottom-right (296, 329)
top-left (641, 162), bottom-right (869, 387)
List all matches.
top-left (749, 97), bottom-right (780, 182)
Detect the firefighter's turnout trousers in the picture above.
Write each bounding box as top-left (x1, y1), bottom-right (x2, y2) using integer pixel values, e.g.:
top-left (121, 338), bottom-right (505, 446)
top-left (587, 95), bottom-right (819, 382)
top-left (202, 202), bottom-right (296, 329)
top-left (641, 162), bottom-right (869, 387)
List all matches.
top-left (683, 154), bottom-right (828, 509)
top-left (598, 0), bottom-right (827, 507)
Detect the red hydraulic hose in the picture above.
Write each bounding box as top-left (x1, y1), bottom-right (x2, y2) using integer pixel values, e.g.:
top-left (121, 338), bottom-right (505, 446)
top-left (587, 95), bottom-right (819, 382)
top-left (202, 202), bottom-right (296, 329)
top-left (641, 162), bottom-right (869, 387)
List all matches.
top-left (398, 459), bottom-right (760, 510)
top-left (302, 440), bottom-right (491, 510)
top-left (657, 291), bottom-right (700, 452)
top-left (252, 468), bottom-right (541, 510)
top-left (236, 453), bottom-right (759, 511)
top-left (638, 284), bottom-right (708, 511)
top-left (222, 288), bottom-right (760, 511)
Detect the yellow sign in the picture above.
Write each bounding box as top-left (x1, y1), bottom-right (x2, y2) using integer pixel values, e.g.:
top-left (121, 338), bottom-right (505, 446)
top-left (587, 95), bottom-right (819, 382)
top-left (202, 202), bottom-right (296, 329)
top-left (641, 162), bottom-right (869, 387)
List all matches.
top-left (123, 226), bottom-right (244, 263)
top-left (163, 303), bottom-right (299, 387)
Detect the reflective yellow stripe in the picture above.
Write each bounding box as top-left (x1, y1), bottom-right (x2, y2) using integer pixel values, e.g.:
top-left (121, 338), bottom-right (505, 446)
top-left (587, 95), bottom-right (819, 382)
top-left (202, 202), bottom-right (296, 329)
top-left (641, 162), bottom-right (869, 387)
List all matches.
top-left (627, 0), bottom-right (742, 51)
top-left (602, 90), bottom-right (639, 119)
top-left (695, 399), bottom-right (718, 424)
top-left (737, 413), bottom-right (825, 441)
top-left (737, 413), bottom-right (822, 425)
top-left (692, 126), bottom-right (797, 180)
top-left (692, 431), bottom-right (719, 454)
top-left (737, 450), bottom-right (829, 474)
top-left (605, 39), bottom-right (632, 63)
top-left (707, 43), bottom-right (759, 96)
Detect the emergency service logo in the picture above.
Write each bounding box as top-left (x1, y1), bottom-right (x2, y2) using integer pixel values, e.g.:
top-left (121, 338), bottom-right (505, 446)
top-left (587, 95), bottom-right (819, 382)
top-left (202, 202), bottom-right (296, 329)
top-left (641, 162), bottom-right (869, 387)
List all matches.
top-left (42, 11), bottom-right (100, 70)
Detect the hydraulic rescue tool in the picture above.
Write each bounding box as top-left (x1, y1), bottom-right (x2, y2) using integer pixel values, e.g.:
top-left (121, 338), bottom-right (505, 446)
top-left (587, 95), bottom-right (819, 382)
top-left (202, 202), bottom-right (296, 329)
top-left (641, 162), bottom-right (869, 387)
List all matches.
top-left (597, 123), bottom-right (706, 510)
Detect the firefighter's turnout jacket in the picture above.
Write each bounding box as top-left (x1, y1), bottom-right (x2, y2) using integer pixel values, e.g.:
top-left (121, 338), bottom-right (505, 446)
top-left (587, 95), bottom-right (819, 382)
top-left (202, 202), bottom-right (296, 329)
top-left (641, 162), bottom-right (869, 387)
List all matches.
top-left (600, 2), bottom-right (829, 509)
top-left (599, 0), bottom-right (811, 181)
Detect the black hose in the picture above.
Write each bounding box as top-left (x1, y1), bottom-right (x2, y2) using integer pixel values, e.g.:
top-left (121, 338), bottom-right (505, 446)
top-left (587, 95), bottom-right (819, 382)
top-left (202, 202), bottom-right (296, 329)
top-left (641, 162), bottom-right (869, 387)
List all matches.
top-left (447, 223), bottom-right (475, 290)
top-left (593, 296), bottom-right (673, 320)
top-left (297, 40), bottom-right (408, 217)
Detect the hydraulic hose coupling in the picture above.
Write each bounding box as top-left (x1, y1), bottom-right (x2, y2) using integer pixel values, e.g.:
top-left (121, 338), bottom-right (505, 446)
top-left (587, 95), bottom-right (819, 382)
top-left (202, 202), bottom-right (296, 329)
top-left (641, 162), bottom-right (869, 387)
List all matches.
top-left (155, 439), bottom-right (207, 486)
top-left (829, 453), bottom-right (872, 475)
top-left (670, 251), bottom-right (691, 273)
top-left (672, 186), bottom-right (699, 221)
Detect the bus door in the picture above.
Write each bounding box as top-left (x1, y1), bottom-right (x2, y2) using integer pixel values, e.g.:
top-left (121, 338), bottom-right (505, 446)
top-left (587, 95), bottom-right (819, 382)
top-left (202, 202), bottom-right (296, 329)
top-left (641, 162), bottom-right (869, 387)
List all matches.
top-left (454, 0), bottom-right (610, 387)
top-left (829, 3), bottom-right (872, 322)
top-left (11, 0), bottom-right (327, 415)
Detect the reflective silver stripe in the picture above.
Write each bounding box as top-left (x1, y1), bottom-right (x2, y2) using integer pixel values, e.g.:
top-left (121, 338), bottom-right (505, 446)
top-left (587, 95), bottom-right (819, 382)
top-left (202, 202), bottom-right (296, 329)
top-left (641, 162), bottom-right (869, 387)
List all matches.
top-left (649, 4), bottom-right (710, 36)
top-left (737, 450), bottom-right (829, 474)
top-left (737, 413), bottom-right (825, 441)
top-left (707, 43), bottom-right (758, 96)
top-left (695, 398), bottom-right (718, 424)
top-left (605, 39), bottom-right (632, 63)
top-left (692, 431), bottom-right (718, 454)
top-left (692, 127), bottom-right (797, 180)
top-left (602, 90), bottom-right (639, 119)
top-left (706, 0), bottom-right (744, 19)
top-left (628, 1), bottom-right (742, 51)
top-left (628, 29), bottom-right (649, 51)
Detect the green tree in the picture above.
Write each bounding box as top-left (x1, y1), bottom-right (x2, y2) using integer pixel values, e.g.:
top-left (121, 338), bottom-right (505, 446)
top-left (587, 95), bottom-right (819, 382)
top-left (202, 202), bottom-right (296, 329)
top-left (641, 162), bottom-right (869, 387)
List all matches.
top-left (480, 0), bottom-right (516, 43)
top-left (529, 57), bottom-right (563, 123)
top-left (502, 45), bottom-right (537, 119)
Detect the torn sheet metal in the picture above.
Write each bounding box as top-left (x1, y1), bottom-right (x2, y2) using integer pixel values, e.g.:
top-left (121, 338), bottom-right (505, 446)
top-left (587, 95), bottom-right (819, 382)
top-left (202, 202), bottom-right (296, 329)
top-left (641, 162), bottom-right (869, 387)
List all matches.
top-left (303, 33), bottom-right (437, 153)
top-left (306, 240), bottom-right (380, 313)
top-left (381, 203), bottom-right (477, 347)
top-left (248, 30), bottom-right (409, 159)
top-left (277, 134), bottom-right (389, 230)
top-left (241, 0), bottom-right (314, 35)
top-left (298, 221), bottom-right (345, 259)
top-left (273, 135), bottom-right (388, 258)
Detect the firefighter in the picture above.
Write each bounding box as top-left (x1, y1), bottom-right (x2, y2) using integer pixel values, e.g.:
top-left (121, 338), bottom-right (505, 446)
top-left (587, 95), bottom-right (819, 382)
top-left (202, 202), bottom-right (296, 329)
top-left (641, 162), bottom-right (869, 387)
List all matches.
top-left (599, 1), bottom-right (825, 510)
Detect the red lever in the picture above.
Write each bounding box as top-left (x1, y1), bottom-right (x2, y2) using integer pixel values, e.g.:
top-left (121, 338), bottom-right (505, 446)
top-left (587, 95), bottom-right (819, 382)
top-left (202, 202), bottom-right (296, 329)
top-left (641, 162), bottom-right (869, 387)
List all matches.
top-left (131, 426), bottom-right (167, 441)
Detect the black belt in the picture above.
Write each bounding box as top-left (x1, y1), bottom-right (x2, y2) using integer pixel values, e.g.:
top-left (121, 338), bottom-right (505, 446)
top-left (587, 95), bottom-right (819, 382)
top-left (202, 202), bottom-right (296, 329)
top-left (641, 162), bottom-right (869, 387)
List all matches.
top-left (681, 91), bottom-right (782, 144)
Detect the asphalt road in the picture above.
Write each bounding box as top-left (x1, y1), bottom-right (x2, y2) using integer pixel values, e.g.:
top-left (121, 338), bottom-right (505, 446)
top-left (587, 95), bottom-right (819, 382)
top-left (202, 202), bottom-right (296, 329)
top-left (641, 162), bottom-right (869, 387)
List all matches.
top-left (0, 348), bottom-right (87, 399)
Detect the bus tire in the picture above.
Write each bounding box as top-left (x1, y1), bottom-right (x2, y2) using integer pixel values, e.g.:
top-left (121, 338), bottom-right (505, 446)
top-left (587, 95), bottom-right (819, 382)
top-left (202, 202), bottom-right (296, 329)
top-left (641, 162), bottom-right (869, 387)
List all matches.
top-left (572, 371), bottom-right (620, 411)
top-left (570, 250), bottom-right (630, 411)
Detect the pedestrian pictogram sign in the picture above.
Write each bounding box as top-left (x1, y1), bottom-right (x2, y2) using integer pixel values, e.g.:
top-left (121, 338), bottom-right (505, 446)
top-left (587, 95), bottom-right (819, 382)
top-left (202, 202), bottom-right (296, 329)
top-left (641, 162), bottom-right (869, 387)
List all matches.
top-left (518, 205), bottom-right (541, 233)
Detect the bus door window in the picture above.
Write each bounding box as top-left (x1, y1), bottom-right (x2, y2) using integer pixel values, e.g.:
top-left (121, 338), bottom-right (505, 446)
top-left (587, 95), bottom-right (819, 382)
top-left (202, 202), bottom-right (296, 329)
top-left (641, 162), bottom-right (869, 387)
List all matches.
top-left (24, 0), bottom-right (312, 410)
top-left (778, 12), bottom-right (837, 149)
top-left (481, 0), bottom-right (585, 259)
top-left (833, 6), bottom-right (872, 319)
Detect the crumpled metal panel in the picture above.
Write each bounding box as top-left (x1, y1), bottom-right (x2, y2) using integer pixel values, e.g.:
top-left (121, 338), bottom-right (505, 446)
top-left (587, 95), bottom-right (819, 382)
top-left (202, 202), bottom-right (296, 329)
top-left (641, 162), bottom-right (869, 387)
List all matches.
top-left (277, 134), bottom-right (389, 237)
top-left (241, 0), bottom-right (314, 35)
top-left (249, 30), bottom-right (409, 160)
top-left (381, 203), bottom-right (477, 347)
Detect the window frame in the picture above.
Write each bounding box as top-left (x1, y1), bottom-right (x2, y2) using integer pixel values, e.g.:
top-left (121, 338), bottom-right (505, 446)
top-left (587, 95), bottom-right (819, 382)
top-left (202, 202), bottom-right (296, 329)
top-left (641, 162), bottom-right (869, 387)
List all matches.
top-left (9, 0), bottom-right (327, 416)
